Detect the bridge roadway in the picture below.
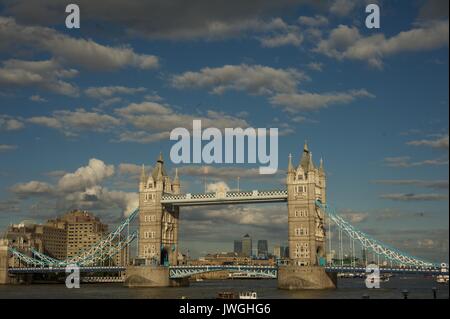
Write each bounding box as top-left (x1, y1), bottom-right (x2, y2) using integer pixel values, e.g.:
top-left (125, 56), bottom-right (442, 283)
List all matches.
top-left (161, 190), bottom-right (288, 206)
top-left (8, 266), bottom-right (126, 274)
top-left (8, 265), bottom-right (448, 277)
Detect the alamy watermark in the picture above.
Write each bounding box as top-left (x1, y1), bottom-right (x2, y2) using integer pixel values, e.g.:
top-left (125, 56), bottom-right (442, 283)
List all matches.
top-left (65, 4), bottom-right (380, 30)
top-left (65, 264), bottom-right (80, 289)
top-left (170, 120), bottom-right (278, 174)
top-left (65, 4), bottom-right (80, 29)
top-left (365, 264), bottom-right (380, 289)
top-left (365, 4), bottom-right (380, 29)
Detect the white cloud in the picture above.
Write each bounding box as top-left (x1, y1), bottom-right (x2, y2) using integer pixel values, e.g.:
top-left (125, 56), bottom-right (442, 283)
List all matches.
top-left (85, 86), bottom-right (147, 99)
top-left (144, 92), bottom-right (164, 102)
top-left (407, 134), bottom-right (449, 150)
top-left (270, 89), bottom-right (375, 112)
top-left (66, 185), bottom-right (139, 217)
top-left (0, 144), bottom-right (18, 152)
top-left (114, 101), bottom-right (249, 143)
top-left (306, 62), bottom-right (324, 72)
top-left (118, 163), bottom-right (142, 176)
top-left (315, 21), bottom-right (449, 68)
top-left (10, 181), bottom-right (54, 197)
top-left (116, 131), bottom-right (171, 144)
top-left (10, 158), bottom-right (137, 217)
top-left (183, 204), bottom-right (288, 228)
top-left (380, 193), bottom-right (448, 201)
top-left (57, 158), bottom-right (115, 192)
top-left (0, 115), bottom-right (24, 131)
top-left (383, 156), bottom-right (449, 168)
top-left (259, 31), bottom-right (303, 47)
top-left (98, 97), bottom-right (123, 108)
top-left (28, 108), bottom-right (121, 136)
top-left (329, 0), bottom-right (358, 17)
top-left (339, 209), bottom-right (369, 223)
top-left (23, 99), bottom-right (249, 144)
top-left (0, 59), bottom-right (79, 96)
top-left (298, 15), bottom-right (328, 27)
top-left (30, 95), bottom-right (47, 102)
top-left (0, 17), bottom-right (159, 71)
top-left (373, 179), bottom-right (449, 189)
top-left (206, 181), bottom-right (230, 193)
top-left (172, 64), bottom-right (307, 95)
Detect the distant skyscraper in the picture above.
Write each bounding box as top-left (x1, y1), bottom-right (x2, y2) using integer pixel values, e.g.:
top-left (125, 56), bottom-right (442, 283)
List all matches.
top-left (273, 245), bottom-right (281, 259)
top-left (234, 240), bottom-right (242, 254)
top-left (257, 240), bottom-right (268, 258)
top-left (241, 234), bottom-right (252, 257)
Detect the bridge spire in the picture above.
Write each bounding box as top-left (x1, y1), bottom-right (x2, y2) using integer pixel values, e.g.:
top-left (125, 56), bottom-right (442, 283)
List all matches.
top-left (287, 153), bottom-right (294, 173)
top-left (308, 151), bottom-right (315, 171)
top-left (319, 157), bottom-right (324, 174)
top-left (173, 168), bottom-right (180, 185)
top-left (173, 168), bottom-right (180, 194)
top-left (303, 140), bottom-right (309, 153)
top-left (300, 140), bottom-right (311, 170)
top-left (140, 164), bottom-right (146, 183)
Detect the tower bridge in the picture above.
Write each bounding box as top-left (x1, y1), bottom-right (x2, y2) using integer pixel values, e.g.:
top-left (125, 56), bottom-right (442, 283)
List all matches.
top-left (1, 142), bottom-right (443, 289)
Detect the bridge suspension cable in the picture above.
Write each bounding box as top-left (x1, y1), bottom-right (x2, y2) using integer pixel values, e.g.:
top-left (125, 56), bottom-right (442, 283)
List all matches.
top-left (316, 201), bottom-right (438, 268)
top-left (8, 209), bottom-right (139, 267)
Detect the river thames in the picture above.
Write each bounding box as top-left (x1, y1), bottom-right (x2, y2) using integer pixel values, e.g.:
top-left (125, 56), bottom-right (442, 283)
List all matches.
top-left (0, 275), bottom-right (448, 299)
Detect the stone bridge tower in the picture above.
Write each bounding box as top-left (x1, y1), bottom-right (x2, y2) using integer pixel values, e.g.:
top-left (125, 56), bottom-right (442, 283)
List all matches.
top-left (286, 142), bottom-right (327, 267)
top-left (279, 142), bottom-right (336, 290)
top-left (138, 153), bottom-right (180, 266)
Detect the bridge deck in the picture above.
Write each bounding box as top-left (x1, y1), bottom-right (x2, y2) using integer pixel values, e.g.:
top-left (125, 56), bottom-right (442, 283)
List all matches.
top-left (161, 190), bottom-right (288, 206)
top-left (8, 266), bottom-right (125, 274)
top-left (8, 265), bottom-right (447, 276)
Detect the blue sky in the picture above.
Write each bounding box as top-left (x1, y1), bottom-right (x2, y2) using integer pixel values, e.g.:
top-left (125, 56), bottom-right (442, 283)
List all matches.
top-left (0, 0), bottom-right (448, 261)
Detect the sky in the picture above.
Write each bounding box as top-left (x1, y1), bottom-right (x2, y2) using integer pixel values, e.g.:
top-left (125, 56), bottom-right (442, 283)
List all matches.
top-left (0, 0), bottom-right (448, 261)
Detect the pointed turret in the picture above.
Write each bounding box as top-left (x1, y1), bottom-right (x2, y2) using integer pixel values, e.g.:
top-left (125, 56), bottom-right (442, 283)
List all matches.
top-left (319, 157), bottom-right (325, 175)
top-left (173, 168), bottom-right (181, 194)
top-left (152, 152), bottom-right (167, 181)
top-left (287, 153), bottom-right (294, 172)
top-left (299, 140), bottom-right (311, 171)
top-left (157, 163), bottom-right (163, 181)
top-left (140, 164), bottom-right (146, 183)
top-left (287, 153), bottom-right (295, 183)
top-left (173, 168), bottom-right (180, 184)
top-left (308, 151), bottom-right (315, 171)
top-left (139, 164), bottom-right (147, 191)
top-left (303, 140), bottom-right (309, 153)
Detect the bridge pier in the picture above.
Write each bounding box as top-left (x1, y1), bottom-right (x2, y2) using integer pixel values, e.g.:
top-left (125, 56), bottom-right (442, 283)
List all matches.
top-left (124, 266), bottom-right (189, 288)
top-left (277, 265), bottom-right (337, 290)
top-left (0, 239), bottom-right (10, 285)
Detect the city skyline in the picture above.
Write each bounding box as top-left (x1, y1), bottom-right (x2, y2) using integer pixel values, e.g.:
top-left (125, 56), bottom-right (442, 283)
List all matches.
top-left (0, 0), bottom-right (448, 264)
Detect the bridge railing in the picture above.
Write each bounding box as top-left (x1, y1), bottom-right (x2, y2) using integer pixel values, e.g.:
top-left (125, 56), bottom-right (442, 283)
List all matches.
top-left (161, 189), bottom-right (288, 202)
